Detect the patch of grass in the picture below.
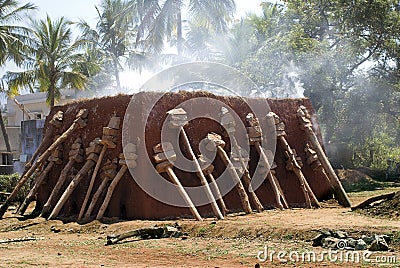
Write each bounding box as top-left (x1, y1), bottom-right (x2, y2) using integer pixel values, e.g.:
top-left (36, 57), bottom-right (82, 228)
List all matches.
top-left (0, 173), bottom-right (33, 203)
top-left (344, 180), bottom-right (390, 193)
top-left (283, 233), bottom-right (294, 240)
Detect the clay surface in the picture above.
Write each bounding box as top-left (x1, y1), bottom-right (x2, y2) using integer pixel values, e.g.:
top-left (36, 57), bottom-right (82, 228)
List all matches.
top-left (37, 92), bottom-right (331, 220)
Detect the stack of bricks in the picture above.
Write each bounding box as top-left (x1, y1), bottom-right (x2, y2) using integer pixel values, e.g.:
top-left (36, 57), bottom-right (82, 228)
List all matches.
top-left (68, 138), bottom-right (84, 163)
top-left (305, 143), bottom-right (322, 171)
top-left (100, 117), bottom-right (120, 149)
top-left (122, 143), bottom-right (138, 169)
top-left (153, 143), bottom-right (176, 173)
top-left (85, 138), bottom-right (102, 163)
top-left (100, 159), bottom-right (118, 181)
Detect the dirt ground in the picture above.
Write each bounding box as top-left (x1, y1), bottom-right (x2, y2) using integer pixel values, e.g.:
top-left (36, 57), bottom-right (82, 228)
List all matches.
top-left (1, 188), bottom-right (400, 268)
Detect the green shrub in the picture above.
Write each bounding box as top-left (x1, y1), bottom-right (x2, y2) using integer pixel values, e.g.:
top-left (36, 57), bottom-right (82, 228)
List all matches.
top-left (0, 173), bottom-right (32, 204)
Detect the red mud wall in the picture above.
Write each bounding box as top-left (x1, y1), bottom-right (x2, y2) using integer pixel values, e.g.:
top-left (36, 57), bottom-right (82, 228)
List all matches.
top-left (37, 92), bottom-right (331, 220)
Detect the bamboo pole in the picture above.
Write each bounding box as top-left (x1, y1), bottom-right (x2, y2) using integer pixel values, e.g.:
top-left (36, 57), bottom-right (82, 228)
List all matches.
top-left (219, 108), bottom-right (263, 212)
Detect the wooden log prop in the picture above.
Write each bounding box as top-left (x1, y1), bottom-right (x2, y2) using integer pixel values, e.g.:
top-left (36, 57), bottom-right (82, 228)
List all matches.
top-left (153, 142), bottom-right (203, 221)
top-left (96, 143), bottom-right (137, 220)
top-left (297, 106), bottom-right (352, 208)
top-left (78, 117), bottom-right (120, 221)
top-left (167, 108), bottom-right (224, 220)
top-left (220, 107), bottom-right (264, 213)
top-left (0, 109), bottom-right (88, 218)
top-left (351, 192), bottom-right (396, 211)
top-left (197, 155), bottom-right (228, 216)
top-left (267, 112), bottom-right (321, 208)
top-left (204, 133), bottom-right (253, 214)
top-left (48, 138), bottom-right (101, 220)
top-left (40, 137), bottom-right (84, 217)
top-left (304, 143), bottom-right (335, 192)
top-left (106, 226), bottom-right (182, 245)
top-left (82, 158), bottom-right (117, 220)
top-left (0, 236), bottom-right (44, 244)
top-left (246, 113), bottom-right (289, 209)
top-left (17, 137), bottom-right (63, 215)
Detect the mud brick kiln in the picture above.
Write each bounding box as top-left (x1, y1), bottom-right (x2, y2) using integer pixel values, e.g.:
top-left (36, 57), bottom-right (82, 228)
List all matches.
top-left (12, 91), bottom-right (349, 221)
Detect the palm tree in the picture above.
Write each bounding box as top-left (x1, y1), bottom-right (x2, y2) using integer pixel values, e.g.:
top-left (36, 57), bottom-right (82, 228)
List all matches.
top-left (0, 0), bottom-right (35, 164)
top-left (87, 0), bottom-right (136, 89)
top-left (136, 0), bottom-right (236, 56)
top-left (3, 15), bottom-right (88, 107)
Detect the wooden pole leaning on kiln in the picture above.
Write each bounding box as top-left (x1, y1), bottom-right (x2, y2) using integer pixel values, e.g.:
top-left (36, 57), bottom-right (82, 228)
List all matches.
top-left (246, 113), bottom-right (289, 210)
top-left (78, 116), bottom-right (120, 221)
top-left (40, 137), bottom-right (85, 218)
top-left (153, 142), bottom-right (203, 221)
top-left (96, 142), bottom-right (137, 220)
top-left (48, 138), bottom-right (102, 220)
top-left (0, 109), bottom-right (88, 218)
top-left (167, 108), bottom-right (224, 220)
top-left (219, 107), bottom-right (264, 213)
top-left (17, 136), bottom-right (64, 215)
top-left (297, 106), bottom-right (351, 207)
top-left (82, 159), bottom-right (117, 220)
top-left (197, 155), bottom-right (228, 216)
top-left (266, 112), bottom-right (320, 208)
top-left (204, 133), bottom-right (253, 214)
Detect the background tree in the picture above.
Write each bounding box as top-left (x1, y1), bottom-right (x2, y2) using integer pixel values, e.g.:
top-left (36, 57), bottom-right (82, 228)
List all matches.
top-left (3, 15), bottom-right (89, 107)
top-left (135, 0), bottom-right (236, 58)
top-left (0, 0), bottom-right (35, 163)
top-left (80, 0), bottom-right (137, 89)
top-left (212, 0), bottom-right (400, 169)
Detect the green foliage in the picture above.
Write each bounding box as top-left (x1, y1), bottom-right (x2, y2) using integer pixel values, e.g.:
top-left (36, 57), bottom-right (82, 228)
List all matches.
top-left (3, 15), bottom-right (91, 107)
top-left (0, 0), bottom-right (36, 70)
top-left (224, 0), bottom-right (400, 169)
top-left (352, 132), bottom-right (400, 170)
top-left (0, 173), bottom-right (32, 203)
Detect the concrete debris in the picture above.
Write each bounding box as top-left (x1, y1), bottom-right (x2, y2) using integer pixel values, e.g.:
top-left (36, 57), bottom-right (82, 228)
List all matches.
top-left (312, 230), bottom-right (391, 251)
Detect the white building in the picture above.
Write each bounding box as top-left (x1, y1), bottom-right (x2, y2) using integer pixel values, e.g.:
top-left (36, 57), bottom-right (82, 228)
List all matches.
top-left (0, 90), bottom-right (76, 173)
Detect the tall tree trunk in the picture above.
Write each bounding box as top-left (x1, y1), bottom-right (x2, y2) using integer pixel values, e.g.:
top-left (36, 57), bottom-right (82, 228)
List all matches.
top-left (113, 57), bottom-right (121, 89)
top-left (0, 110), bottom-right (13, 165)
top-left (49, 84), bottom-right (55, 108)
top-left (177, 9), bottom-right (183, 56)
